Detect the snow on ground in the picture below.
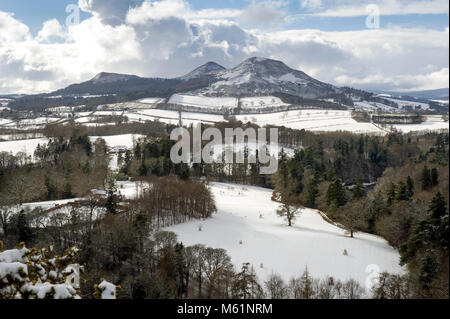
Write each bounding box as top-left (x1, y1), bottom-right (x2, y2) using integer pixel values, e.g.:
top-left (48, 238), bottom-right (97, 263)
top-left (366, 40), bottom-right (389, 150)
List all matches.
top-left (0, 134), bottom-right (145, 162)
top-left (3, 117), bottom-right (61, 127)
top-left (83, 122), bottom-right (116, 127)
top-left (169, 94), bottom-right (238, 109)
top-left (0, 118), bottom-right (14, 125)
top-left (139, 98), bottom-right (166, 104)
top-left (74, 116), bottom-right (93, 123)
top-left (92, 111), bottom-right (123, 117)
top-left (89, 134), bottom-right (144, 149)
top-left (432, 99), bottom-right (449, 104)
top-left (18, 198), bottom-right (84, 212)
top-left (240, 96), bottom-right (290, 109)
top-left (116, 181), bottom-right (150, 199)
top-left (167, 183), bottom-right (404, 287)
top-left (385, 98), bottom-right (430, 111)
top-left (236, 110), bottom-right (383, 134)
top-left (392, 121), bottom-right (449, 133)
top-left (212, 142), bottom-right (296, 158)
top-left (0, 133), bottom-right (45, 141)
top-left (89, 134), bottom-right (145, 171)
top-left (0, 138), bottom-right (49, 157)
top-left (425, 115), bottom-right (447, 122)
top-left (353, 101), bottom-right (397, 112)
top-left (126, 108), bottom-right (447, 134)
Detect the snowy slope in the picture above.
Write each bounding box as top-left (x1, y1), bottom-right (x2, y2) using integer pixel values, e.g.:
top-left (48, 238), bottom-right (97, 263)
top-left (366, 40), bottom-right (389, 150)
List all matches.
top-left (89, 134), bottom-right (144, 149)
top-left (139, 97), bottom-right (166, 104)
top-left (392, 121), bottom-right (449, 133)
top-left (236, 110), bottom-right (383, 134)
top-left (169, 94), bottom-right (239, 109)
top-left (240, 96), bottom-right (290, 109)
top-left (196, 57), bottom-right (339, 99)
top-left (0, 138), bottom-right (49, 157)
top-left (167, 183), bottom-right (404, 287)
top-left (179, 61), bottom-right (225, 81)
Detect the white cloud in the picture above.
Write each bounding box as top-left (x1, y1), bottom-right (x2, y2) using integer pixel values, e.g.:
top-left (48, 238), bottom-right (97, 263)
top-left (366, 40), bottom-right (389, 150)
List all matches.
top-left (78, 0), bottom-right (144, 24)
top-left (300, 0), bottom-right (323, 11)
top-left (303, 0), bottom-right (449, 17)
top-left (126, 0), bottom-right (242, 24)
top-left (36, 19), bottom-right (66, 42)
top-left (0, 1), bottom-right (448, 94)
top-left (0, 11), bottom-right (31, 43)
top-left (126, 0), bottom-right (188, 23)
top-left (334, 68), bottom-right (449, 91)
top-left (237, 1), bottom-right (288, 29)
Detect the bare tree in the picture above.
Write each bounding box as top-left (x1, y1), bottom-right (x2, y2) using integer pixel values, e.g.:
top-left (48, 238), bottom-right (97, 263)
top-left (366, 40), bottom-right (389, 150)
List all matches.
top-left (277, 203), bottom-right (302, 227)
top-left (264, 274), bottom-right (286, 299)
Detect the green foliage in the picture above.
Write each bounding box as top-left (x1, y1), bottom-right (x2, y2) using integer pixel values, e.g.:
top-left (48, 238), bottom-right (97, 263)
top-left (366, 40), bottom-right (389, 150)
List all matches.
top-left (352, 180), bottom-right (366, 200)
top-left (326, 178), bottom-right (347, 207)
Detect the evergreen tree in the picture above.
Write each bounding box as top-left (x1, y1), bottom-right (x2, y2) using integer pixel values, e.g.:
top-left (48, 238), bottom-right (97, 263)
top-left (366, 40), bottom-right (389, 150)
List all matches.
top-left (138, 159), bottom-right (147, 176)
top-left (305, 180), bottom-right (319, 208)
top-left (430, 168), bottom-right (439, 187)
top-left (352, 180), bottom-right (366, 200)
top-left (429, 192), bottom-right (447, 221)
top-left (421, 166), bottom-right (431, 190)
top-left (395, 182), bottom-right (408, 201)
top-left (16, 210), bottom-right (33, 245)
top-left (105, 178), bottom-right (119, 214)
top-left (326, 178), bottom-right (346, 207)
top-left (406, 176), bottom-right (414, 199)
top-left (386, 182), bottom-right (396, 205)
top-left (299, 266), bottom-right (314, 299)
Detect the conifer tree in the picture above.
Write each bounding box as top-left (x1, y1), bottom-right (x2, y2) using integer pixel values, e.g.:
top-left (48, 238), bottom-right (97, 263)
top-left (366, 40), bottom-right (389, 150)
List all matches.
top-left (305, 180), bottom-right (319, 208)
top-left (326, 178), bottom-right (346, 207)
top-left (16, 211), bottom-right (33, 245)
top-left (430, 168), bottom-right (439, 187)
top-left (406, 176), bottom-right (414, 199)
top-left (352, 180), bottom-right (366, 200)
top-left (395, 182), bottom-right (408, 201)
top-left (421, 166), bottom-right (431, 190)
top-left (386, 182), bottom-right (396, 205)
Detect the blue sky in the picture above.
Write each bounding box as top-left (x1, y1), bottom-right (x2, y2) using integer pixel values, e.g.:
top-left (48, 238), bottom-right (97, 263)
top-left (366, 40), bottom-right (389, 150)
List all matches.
top-left (0, 0), bottom-right (448, 94)
top-left (1, 0), bottom-right (448, 34)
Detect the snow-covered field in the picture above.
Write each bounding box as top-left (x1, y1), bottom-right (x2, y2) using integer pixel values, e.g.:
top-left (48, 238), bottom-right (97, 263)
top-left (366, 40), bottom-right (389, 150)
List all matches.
top-left (240, 96), bottom-right (289, 109)
top-left (139, 97), bottom-right (166, 104)
top-left (89, 134), bottom-right (144, 148)
top-left (385, 98), bottom-right (430, 111)
top-left (392, 121), bottom-right (449, 133)
top-left (0, 138), bottom-right (48, 157)
top-left (236, 110), bottom-right (383, 134)
top-left (169, 94), bottom-right (238, 109)
top-left (354, 101), bottom-right (397, 112)
top-left (0, 118), bottom-right (14, 125)
top-left (167, 183), bottom-right (404, 287)
top-left (0, 134), bottom-right (144, 163)
top-left (17, 180), bottom-right (403, 288)
top-left (124, 108), bottom-right (382, 133)
top-left (212, 142), bottom-right (296, 159)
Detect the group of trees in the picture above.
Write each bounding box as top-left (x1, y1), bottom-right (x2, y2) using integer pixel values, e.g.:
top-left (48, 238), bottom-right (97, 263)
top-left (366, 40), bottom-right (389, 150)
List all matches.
top-left (1, 115), bottom-right (448, 299)
top-left (131, 176), bottom-right (216, 228)
top-left (120, 125), bottom-right (273, 188)
top-left (271, 130), bottom-right (449, 298)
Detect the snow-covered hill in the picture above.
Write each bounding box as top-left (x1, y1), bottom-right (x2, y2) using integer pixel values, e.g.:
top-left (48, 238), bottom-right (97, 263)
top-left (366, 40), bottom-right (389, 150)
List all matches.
top-left (195, 57), bottom-right (339, 99)
top-left (91, 72), bottom-right (140, 84)
top-left (167, 183), bottom-right (404, 287)
top-left (178, 61), bottom-right (225, 81)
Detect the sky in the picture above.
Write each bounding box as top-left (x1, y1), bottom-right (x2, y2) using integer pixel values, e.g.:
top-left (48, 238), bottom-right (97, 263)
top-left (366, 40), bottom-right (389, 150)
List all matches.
top-left (0, 0), bottom-right (448, 94)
